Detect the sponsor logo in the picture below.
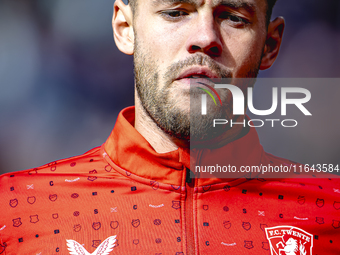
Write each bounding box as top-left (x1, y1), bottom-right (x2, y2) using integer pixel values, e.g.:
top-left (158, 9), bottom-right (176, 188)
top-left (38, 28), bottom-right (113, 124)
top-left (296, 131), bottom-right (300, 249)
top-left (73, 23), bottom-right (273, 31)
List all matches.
top-left (66, 235), bottom-right (116, 255)
top-left (265, 226), bottom-right (313, 255)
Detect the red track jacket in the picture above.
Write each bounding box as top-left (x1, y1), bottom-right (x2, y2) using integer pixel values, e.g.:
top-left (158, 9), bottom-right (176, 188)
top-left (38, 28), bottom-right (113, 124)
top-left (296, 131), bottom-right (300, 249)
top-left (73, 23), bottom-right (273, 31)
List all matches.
top-left (1, 107), bottom-right (339, 254)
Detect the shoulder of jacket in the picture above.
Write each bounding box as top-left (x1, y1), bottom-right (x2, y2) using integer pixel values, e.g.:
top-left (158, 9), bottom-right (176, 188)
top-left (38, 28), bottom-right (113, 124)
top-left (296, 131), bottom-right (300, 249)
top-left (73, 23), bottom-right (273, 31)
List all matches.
top-left (0, 146), bottom-right (104, 179)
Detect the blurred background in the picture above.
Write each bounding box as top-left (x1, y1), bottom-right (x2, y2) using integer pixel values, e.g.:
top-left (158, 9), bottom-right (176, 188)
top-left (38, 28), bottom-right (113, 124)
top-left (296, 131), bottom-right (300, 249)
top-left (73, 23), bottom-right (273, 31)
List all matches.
top-left (0, 0), bottom-right (339, 174)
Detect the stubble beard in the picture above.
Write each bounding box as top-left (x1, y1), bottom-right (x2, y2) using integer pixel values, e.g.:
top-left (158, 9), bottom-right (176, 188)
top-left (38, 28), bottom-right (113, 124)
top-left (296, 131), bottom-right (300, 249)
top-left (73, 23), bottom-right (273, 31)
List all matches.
top-left (134, 38), bottom-right (261, 141)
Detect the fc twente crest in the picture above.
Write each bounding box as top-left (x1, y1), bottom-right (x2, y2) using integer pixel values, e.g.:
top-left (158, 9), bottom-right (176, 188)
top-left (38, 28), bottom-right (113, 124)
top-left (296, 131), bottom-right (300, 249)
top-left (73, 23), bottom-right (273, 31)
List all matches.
top-left (265, 226), bottom-right (313, 255)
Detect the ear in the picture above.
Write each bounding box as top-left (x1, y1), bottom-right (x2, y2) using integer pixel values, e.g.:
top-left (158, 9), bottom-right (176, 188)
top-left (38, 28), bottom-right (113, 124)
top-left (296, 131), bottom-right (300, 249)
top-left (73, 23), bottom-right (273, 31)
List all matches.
top-left (112, 0), bottom-right (134, 55)
top-left (260, 17), bottom-right (285, 70)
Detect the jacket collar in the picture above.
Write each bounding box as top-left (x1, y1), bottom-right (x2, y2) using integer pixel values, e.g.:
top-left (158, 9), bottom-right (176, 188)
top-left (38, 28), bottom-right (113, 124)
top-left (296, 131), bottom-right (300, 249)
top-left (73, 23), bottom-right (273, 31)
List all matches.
top-left (104, 107), bottom-right (264, 187)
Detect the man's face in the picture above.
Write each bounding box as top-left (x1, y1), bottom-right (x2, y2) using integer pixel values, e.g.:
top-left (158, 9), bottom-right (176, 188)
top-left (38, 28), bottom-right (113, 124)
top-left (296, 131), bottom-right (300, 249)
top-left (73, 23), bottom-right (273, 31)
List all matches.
top-left (133, 0), bottom-right (268, 140)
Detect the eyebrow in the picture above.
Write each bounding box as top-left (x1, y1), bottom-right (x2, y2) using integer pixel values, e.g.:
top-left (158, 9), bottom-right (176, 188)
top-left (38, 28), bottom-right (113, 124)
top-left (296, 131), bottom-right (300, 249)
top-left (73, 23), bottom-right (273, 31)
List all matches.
top-left (152, 0), bottom-right (197, 6)
top-left (152, 0), bottom-right (256, 14)
top-left (152, 0), bottom-right (256, 9)
top-left (218, 0), bottom-right (256, 13)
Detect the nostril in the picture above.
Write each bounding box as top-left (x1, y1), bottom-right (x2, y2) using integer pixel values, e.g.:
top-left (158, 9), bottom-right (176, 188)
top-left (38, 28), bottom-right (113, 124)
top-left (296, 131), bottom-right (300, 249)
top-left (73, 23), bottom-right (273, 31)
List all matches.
top-left (189, 44), bottom-right (221, 56)
top-left (191, 45), bottom-right (201, 51)
top-left (209, 46), bottom-right (220, 55)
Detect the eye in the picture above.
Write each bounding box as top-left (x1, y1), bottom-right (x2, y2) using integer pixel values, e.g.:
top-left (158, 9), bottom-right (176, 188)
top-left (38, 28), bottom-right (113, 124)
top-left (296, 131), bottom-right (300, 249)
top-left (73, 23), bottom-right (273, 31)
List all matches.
top-left (160, 10), bottom-right (189, 20)
top-left (219, 12), bottom-right (249, 26)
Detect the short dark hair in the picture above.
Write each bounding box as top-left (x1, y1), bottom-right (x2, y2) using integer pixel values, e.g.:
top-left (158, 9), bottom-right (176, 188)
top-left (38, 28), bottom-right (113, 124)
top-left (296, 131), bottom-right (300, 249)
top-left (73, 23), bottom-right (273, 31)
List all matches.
top-left (266, 0), bottom-right (278, 23)
top-left (125, 0), bottom-right (277, 24)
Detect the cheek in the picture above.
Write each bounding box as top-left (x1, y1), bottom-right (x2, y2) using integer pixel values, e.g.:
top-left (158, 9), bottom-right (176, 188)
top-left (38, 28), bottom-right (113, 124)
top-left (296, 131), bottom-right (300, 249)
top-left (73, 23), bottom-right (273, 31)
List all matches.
top-left (221, 29), bottom-right (264, 67)
top-left (141, 19), bottom-right (188, 59)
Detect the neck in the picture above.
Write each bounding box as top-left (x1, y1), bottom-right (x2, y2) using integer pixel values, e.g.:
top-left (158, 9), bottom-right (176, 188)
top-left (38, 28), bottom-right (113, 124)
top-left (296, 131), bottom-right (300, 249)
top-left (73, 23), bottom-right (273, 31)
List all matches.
top-left (134, 90), bottom-right (247, 153)
top-left (135, 90), bottom-right (189, 153)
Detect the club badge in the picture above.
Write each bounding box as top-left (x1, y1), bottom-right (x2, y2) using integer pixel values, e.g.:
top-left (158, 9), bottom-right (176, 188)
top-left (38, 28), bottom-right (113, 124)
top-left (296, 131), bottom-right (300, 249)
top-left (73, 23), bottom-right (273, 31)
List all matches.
top-left (265, 225), bottom-right (313, 255)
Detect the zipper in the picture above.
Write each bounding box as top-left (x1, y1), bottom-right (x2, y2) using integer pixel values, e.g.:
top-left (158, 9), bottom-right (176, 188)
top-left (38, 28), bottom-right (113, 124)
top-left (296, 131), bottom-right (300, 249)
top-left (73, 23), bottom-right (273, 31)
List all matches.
top-left (185, 168), bottom-right (196, 255)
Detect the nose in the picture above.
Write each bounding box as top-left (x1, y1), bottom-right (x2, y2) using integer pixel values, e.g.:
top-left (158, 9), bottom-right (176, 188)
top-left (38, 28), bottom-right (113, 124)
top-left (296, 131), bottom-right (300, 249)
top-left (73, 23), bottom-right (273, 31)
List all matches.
top-left (186, 13), bottom-right (222, 57)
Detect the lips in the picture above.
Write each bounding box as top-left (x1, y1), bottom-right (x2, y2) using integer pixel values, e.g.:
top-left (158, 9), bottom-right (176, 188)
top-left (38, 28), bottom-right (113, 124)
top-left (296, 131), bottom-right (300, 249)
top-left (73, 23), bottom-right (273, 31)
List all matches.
top-left (176, 67), bottom-right (220, 81)
top-left (175, 67), bottom-right (220, 87)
